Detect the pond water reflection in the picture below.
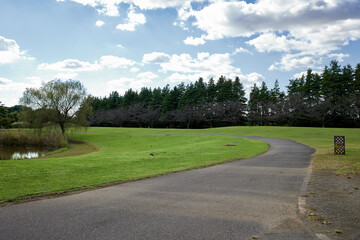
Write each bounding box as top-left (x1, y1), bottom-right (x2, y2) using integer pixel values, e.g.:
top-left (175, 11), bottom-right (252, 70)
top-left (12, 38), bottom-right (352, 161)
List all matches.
top-left (0, 146), bottom-right (52, 160)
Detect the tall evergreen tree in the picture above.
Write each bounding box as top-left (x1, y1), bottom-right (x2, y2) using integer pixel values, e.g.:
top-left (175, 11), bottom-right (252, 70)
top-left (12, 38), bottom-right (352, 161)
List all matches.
top-left (268, 80), bottom-right (285, 125)
top-left (162, 86), bottom-right (183, 112)
top-left (207, 77), bottom-right (217, 102)
top-left (216, 76), bottom-right (233, 102)
top-left (232, 77), bottom-right (247, 103)
top-left (285, 77), bottom-right (307, 126)
top-left (248, 83), bottom-right (262, 125)
top-left (108, 91), bottom-right (122, 109)
top-left (123, 89), bottom-right (138, 107)
top-left (193, 77), bottom-right (207, 104)
top-left (150, 87), bottom-right (163, 110)
top-left (354, 63), bottom-right (360, 92)
top-left (322, 60), bottom-right (343, 101)
top-left (138, 87), bottom-right (153, 107)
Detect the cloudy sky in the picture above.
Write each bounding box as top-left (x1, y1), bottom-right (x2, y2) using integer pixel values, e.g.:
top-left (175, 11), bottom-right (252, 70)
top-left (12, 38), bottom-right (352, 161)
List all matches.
top-left (1, 0), bottom-right (360, 106)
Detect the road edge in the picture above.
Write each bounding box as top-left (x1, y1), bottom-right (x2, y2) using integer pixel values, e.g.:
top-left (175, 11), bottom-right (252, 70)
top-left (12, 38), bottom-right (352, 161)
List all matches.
top-left (298, 152), bottom-right (332, 240)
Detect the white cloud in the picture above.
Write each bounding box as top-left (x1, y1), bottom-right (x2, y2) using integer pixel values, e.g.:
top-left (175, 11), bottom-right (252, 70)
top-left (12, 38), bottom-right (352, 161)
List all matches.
top-left (293, 70), bottom-right (322, 79)
top-left (244, 19), bottom-right (360, 70)
top-left (142, 52), bottom-right (171, 64)
top-left (130, 67), bottom-right (140, 72)
top-left (241, 73), bottom-right (265, 90)
top-left (25, 76), bottom-right (43, 83)
top-left (137, 71), bottom-right (158, 80)
top-left (38, 55), bottom-right (138, 74)
top-left (0, 36), bottom-right (33, 64)
top-left (197, 52), bottom-right (209, 60)
top-left (105, 71), bottom-right (157, 94)
top-left (56, 0), bottom-right (122, 16)
top-left (180, 0), bottom-right (360, 71)
top-left (246, 33), bottom-right (310, 53)
top-left (328, 53), bottom-right (350, 62)
top-left (95, 20), bottom-right (105, 27)
top-left (57, 0), bottom-right (200, 13)
top-left (116, 7), bottom-right (146, 31)
top-left (184, 36), bottom-right (205, 46)
top-left (54, 72), bottom-right (79, 79)
top-left (100, 55), bottom-right (136, 69)
top-left (143, 51), bottom-right (265, 91)
top-left (245, 72), bottom-right (264, 83)
top-left (132, 0), bottom-right (190, 10)
top-left (190, 0), bottom-right (360, 39)
top-left (247, 28), bottom-right (357, 71)
top-left (53, 0), bottom-right (360, 73)
top-left (158, 53), bottom-right (241, 76)
top-left (107, 76), bottom-right (153, 94)
top-left (38, 59), bottom-right (102, 72)
top-left (232, 47), bottom-right (253, 55)
top-left (117, 44), bottom-right (124, 48)
top-left (288, 19), bottom-right (360, 57)
top-left (165, 73), bottom-right (200, 83)
top-left (269, 54), bottom-right (319, 71)
top-left (0, 77), bottom-right (43, 106)
top-left (0, 77), bottom-right (12, 85)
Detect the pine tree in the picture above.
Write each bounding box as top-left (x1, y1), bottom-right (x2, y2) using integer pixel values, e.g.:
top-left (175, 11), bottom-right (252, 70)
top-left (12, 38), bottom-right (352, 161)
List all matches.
top-left (108, 91), bottom-right (122, 109)
top-left (123, 89), bottom-right (139, 107)
top-left (216, 76), bottom-right (233, 102)
top-left (162, 86), bottom-right (183, 112)
top-left (248, 83), bottom-right (261, 125)
top-left (354, 64), bottom-right (360, 92)
top-left (193, 77), bottom-right (207, 104)
top-left (150, 88), bottom-right (163, 110)
top-left (139, 87), bottom-right (153, 107)
top-left (206, 78), bottom-right (217, 102)
top-left (232, 76), bottom-right (247, 103)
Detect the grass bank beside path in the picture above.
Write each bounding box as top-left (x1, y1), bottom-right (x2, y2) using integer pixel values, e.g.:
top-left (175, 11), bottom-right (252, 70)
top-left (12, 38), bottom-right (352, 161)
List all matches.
top-left (203, 126), bottom-right (360, 175)
top-left (0, 129), bottom-right (268, 201)
top-left (2, 126), bottom-right (357, 203)
top-left (86, 126), bottom-right (360, 174)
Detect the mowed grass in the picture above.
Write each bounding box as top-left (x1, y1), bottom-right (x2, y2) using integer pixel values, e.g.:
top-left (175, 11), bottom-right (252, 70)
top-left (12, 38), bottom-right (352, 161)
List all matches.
top-left (86, 126), bottom-right (360, 174)
top-left (0, 131), bottom-right (268, 201)
top-left (2, 126), bottom-right (358, 202)
top-left (202, 126), bottom-right (360, 174)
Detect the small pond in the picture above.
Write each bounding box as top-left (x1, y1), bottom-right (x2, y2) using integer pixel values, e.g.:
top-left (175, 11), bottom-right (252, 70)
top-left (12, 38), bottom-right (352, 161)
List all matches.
top-left (0, 146), bottom-right (52, 160)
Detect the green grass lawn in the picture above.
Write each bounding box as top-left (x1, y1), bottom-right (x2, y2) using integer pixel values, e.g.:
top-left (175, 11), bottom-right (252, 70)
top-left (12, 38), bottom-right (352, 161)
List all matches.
top-left (0, 130), bottom-right (268, 201)
top-left (202, 126), bottom-right (360, 174)
top-left (1, 126), bottom-right (359, 202)
top-left (85, 126), bottom-right (360, 174)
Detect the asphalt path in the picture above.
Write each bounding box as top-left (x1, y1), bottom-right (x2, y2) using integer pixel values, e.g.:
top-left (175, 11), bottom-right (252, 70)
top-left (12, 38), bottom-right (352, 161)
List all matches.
top-left (0, 135), bottom-right (316, 240)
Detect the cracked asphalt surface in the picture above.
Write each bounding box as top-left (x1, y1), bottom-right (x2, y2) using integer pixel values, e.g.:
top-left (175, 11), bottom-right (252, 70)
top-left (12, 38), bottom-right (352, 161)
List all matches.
top-left (0, 135), bottom-right (317, 239)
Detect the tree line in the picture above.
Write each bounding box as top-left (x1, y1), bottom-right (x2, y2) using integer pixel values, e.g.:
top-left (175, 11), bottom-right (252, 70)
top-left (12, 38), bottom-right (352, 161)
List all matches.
top-left (0, 102), bottom-right (21, 128)
top-left (248, 61), bottom-right (360, 127)
top-left (90, 76), bottom-right (247, 128)
top-left (1, 60), bottom-right (359, 130)
top-left (90, 61), bottom-right (360, 128)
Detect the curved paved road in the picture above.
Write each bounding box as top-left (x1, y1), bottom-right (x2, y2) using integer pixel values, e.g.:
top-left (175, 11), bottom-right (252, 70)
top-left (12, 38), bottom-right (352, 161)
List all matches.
top-left (0, 136), bottom-right (316, 240)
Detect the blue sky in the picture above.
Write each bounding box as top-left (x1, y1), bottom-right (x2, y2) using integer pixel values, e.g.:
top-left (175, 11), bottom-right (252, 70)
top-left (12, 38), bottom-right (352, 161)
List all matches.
top-left (1, 0), bottom-right (360, 106)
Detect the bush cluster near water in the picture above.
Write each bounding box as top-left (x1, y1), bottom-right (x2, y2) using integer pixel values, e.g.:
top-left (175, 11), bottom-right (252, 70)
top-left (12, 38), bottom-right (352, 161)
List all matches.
top-left (0, 130), bottom-right (66, 148)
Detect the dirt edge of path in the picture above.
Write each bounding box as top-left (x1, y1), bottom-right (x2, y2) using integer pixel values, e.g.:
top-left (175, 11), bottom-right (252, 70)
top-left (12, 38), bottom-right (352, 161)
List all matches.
top-left (301, 170), bottom-right (360, 240)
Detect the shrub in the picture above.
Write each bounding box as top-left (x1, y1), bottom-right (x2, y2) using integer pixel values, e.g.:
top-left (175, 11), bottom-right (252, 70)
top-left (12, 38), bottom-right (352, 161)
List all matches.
top-left (0, 130), bottom-right (66, 148)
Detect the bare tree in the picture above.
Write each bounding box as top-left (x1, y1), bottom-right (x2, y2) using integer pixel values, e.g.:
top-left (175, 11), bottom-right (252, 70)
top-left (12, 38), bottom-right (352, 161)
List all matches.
top-left (201, 102), bottom-right (225, 128)
top-left (178, 105), bottom-right (202, 129)
top-left (20, 79), bottom-right (91, 134)
top-left (305, 98), bottom-right (332, 128)
top-left (223, 101), bottom-right (247, 126)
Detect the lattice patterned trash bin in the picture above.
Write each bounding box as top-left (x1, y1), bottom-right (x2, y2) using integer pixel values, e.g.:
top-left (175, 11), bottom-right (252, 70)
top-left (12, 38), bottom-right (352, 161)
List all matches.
top-left (334, 136), bottom-right (345, 155)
